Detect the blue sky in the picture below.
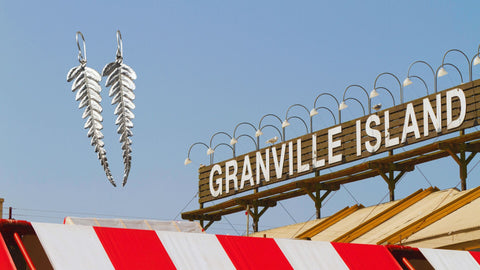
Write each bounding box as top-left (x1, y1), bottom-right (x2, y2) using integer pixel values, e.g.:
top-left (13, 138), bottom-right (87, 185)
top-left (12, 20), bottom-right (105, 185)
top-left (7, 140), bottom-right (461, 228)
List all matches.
top-left (1, 1), bottom-right (480, 235)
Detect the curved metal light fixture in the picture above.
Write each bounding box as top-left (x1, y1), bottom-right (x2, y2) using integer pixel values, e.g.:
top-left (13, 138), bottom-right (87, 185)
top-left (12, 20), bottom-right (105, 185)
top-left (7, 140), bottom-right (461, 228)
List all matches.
top-left (373, 72), bottom-right (401, 104)
top-left (284, 104), bottom-right (310, 133)
top-left (185, 142), bottom-right (210, 166)
top-left (341, 85), bottom-right (371, 114)
top-left (313, 93), bottom-right (341, 123)
top-left (404, 60), bottom-right (436, 92)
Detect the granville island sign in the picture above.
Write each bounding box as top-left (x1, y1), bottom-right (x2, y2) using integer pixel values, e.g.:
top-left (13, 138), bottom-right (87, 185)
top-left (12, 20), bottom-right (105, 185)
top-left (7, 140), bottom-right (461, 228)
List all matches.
top-left (199, 82), bottom-right (480, 203)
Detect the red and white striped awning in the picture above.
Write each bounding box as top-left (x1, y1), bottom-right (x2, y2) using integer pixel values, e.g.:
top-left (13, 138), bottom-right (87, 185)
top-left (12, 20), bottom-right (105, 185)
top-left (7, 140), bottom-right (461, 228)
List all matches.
top-left (4, 221), bottom-right (480, 269)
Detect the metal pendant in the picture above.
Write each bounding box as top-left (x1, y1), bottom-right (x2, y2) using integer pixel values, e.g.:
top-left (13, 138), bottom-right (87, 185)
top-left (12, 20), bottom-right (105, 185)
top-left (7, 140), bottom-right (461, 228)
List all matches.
top-left (67, 32), bottom-right (116, 187)
top-left (102, 30), bottom-right (137, 187)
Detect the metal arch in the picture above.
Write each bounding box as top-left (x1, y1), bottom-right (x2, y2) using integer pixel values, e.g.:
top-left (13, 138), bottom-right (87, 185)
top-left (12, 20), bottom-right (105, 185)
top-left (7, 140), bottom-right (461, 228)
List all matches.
top-left (211, 143), bottom-right (235, 164)
top-left (372, 86), bottom-right (396, 107)
top-left (408, 75), bottom-right (429, 96)
top-left (258, 113), bottom-right (284, 141)
top-left (284, 103), bottom-right (311, 134)
top-left (312, 106), bottom-right (337, 125)
top-left (236, 134), bottom-right (259, 151)
top-left (406, 60), bottom-right (436, 93)
top-left (313, 92), bottom-right (341, 123)
top-left (471, 45), bottom-right (480, 81)
top-left (343, 97), bottom-right (366, 116)
top-left (435, 62), bottom-right (464, 93)
top-left (258, 124), bottom-right (283, 139)
top-left (258, 113), bottom-right (283, 128)
top-left (233, 122), bottom-right (257, 138)
top-left (285, 104), bottom-right (310, 120)
top-left (441, 48), bottom-right (471, 82)
top-left (406, 60), bottom-right (435, 78)
top-left (342, 84), bottom-right (371, 114)
top-left (231, 122), bottom-right (259, 158)
top-left (286, 115), bottom-right (309, 134)
top-left (186, 142), bottom-right (210, 163)
top-left (313, 92), bottom-right (340, 108)
top-left (373, 72), bottom-right (402, 104)
top-left (209, 131), bottom-right (233, 148)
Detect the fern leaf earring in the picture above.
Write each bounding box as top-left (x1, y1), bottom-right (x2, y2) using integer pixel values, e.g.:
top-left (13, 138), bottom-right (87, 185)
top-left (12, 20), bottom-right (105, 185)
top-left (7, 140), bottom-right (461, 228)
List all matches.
top-left (67, 32), bottom-right (116, 187)
top-left (102, 30), bottom-right (137, 187)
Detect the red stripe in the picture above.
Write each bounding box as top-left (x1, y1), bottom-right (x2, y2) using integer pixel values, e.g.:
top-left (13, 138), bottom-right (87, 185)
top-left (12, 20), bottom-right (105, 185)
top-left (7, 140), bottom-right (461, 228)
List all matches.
top-left (217, 235), bottom-right (293, 270)
top-left (332, 242), bottom-right (402, 270)
top-left (94, 227), bottom-right (176, 270)
top-left (469, 251), bottom-right (480, 265)
top-left (0, 233), bottom-right (15, 270)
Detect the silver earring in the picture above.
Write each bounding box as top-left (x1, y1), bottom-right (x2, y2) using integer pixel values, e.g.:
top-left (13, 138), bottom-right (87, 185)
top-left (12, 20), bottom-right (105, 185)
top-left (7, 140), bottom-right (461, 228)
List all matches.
top-left (102, 30), bottom-right (137, 187)
top-left (67, 32), bottom-right (116, 187)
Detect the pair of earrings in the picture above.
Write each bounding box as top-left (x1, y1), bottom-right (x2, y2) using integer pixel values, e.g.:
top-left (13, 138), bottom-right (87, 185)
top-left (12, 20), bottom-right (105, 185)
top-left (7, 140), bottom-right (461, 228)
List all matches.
top-left (67, 31), bottom-right (137, 187)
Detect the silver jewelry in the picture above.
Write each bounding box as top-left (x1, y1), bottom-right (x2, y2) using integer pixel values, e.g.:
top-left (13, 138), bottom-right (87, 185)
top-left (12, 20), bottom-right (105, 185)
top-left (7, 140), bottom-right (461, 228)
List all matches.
top-left (67, 32), bottom-right (116, 187)
top-left (102, 30), bottom-right (137, 187)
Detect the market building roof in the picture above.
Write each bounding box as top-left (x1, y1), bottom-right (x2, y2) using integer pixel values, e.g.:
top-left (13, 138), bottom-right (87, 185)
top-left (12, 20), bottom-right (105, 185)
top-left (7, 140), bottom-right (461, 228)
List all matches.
top-left (252, 186), bottom-right (480, 251)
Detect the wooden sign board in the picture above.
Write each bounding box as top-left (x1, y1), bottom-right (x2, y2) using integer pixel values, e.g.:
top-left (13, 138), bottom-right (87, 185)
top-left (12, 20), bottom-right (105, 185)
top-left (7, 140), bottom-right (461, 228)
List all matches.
top-left (198, 81), bottom-right (480, 203)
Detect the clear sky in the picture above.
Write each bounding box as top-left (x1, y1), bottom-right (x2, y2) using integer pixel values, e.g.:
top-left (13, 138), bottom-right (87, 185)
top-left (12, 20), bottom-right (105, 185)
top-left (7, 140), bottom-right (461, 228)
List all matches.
top-left (1, 1), bottom-right (480, 235)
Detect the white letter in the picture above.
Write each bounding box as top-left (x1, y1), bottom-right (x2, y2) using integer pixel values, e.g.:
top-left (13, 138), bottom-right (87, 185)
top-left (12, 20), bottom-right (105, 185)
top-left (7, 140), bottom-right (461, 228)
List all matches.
top-left (297, 139), bottom-right (310, 173)
top-left (256, 149), bottom-right (270, 184)
top-left (209, 164), bottom-right (222, 197)
top-left (401, 103), bottom-right (421, 143)
top-left (224, 160), bottom-right (238, 194)
top-left (384, 110), bottom-right (399, 147)
top-left (447, 88), bottom-right (466, 130)
top-left (289, 141), bottom-right (294, 175)
top-left (328, 126), bottom-right (342, 164)
top-left (240, 155), bottom-right (253, 189)
top-left (312, 134), bottom-right (325, 168)
top-left (423, 94), bottom-right (442, 136)
top-left (365, 114), bottom-right (381, 153)
top-left (272, 144), bottom-right (286, 179)
top-left (356, 120), bottom-right (362, 156)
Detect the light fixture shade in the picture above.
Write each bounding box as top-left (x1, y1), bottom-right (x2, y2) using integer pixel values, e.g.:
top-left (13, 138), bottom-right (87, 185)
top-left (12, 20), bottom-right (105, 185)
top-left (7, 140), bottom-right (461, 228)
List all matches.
top-left (403, 77), bottom-right (413, 87)
top-left (310, 108), bottom-right (319, 117)
top-left (184, 158), bottom-right (192, 165)
top-left (282, 120), bottom-right (290, 128)
top-left (230, 137), bottom-right (238, 145)
top-left (339, 101), bottom-right (348, 110)
top-left (372, 103), bottom-right (382, 111)
top-left (255, 129), bottom-right (263, 137)
top-left (438, 67), bottom-right (448, 77)
top-left (369, 89), bottom-right (379, 98)
top-left (474, 56), bottom-right (480, 66)
top-left (207, 148), bottom-right (214, 155)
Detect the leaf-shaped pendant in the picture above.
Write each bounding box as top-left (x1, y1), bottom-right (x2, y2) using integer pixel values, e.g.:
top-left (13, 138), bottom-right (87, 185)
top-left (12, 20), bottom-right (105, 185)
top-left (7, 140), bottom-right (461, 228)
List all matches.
top-left (67, 32), bottom-right (116, 187)
top-left (102, 30), bottom-right (137, 186)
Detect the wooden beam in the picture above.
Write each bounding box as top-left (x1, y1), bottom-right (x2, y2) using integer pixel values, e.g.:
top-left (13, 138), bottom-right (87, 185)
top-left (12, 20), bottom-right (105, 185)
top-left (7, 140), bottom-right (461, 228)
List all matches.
top-left (333, 187), bottom-right (438, 243)
top-left (377, 185), bottom-right (480, 245)
top-left (295, 204), bottom-right (364, 239)
top-left (183, 131), bottom-right (480, 222)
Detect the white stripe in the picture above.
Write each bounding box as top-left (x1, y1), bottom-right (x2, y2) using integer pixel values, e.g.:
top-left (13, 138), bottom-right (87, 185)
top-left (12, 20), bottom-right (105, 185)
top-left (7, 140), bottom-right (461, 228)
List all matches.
top-left (156, 231), bottom-right (235, 270)
top-left (275, 239), bottom-right (349, 270)
top-left (420, 248), bottom-right (480, 270)
top-left (32, 223), bottom-right (114, 270)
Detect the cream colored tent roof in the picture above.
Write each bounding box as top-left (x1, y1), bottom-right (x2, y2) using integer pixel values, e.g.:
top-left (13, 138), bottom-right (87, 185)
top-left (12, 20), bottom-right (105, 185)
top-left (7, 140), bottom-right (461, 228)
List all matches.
top-left (64, 217), bottom-right (204, 233)
top-left (252, 186), bottom-right (480, 250)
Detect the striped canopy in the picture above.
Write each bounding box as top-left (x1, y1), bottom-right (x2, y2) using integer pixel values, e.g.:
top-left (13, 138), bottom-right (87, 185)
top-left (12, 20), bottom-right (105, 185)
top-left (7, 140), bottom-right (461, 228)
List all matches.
top-left (2, 222), bottom-right (480, 269)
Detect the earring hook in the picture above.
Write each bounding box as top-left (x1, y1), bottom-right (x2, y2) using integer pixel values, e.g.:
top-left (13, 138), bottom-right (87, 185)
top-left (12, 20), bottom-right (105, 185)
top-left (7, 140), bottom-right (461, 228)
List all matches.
top-left (76, 31), bottom-right (87, 64)
top-left (116, 30), bottom-right (123, 61)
